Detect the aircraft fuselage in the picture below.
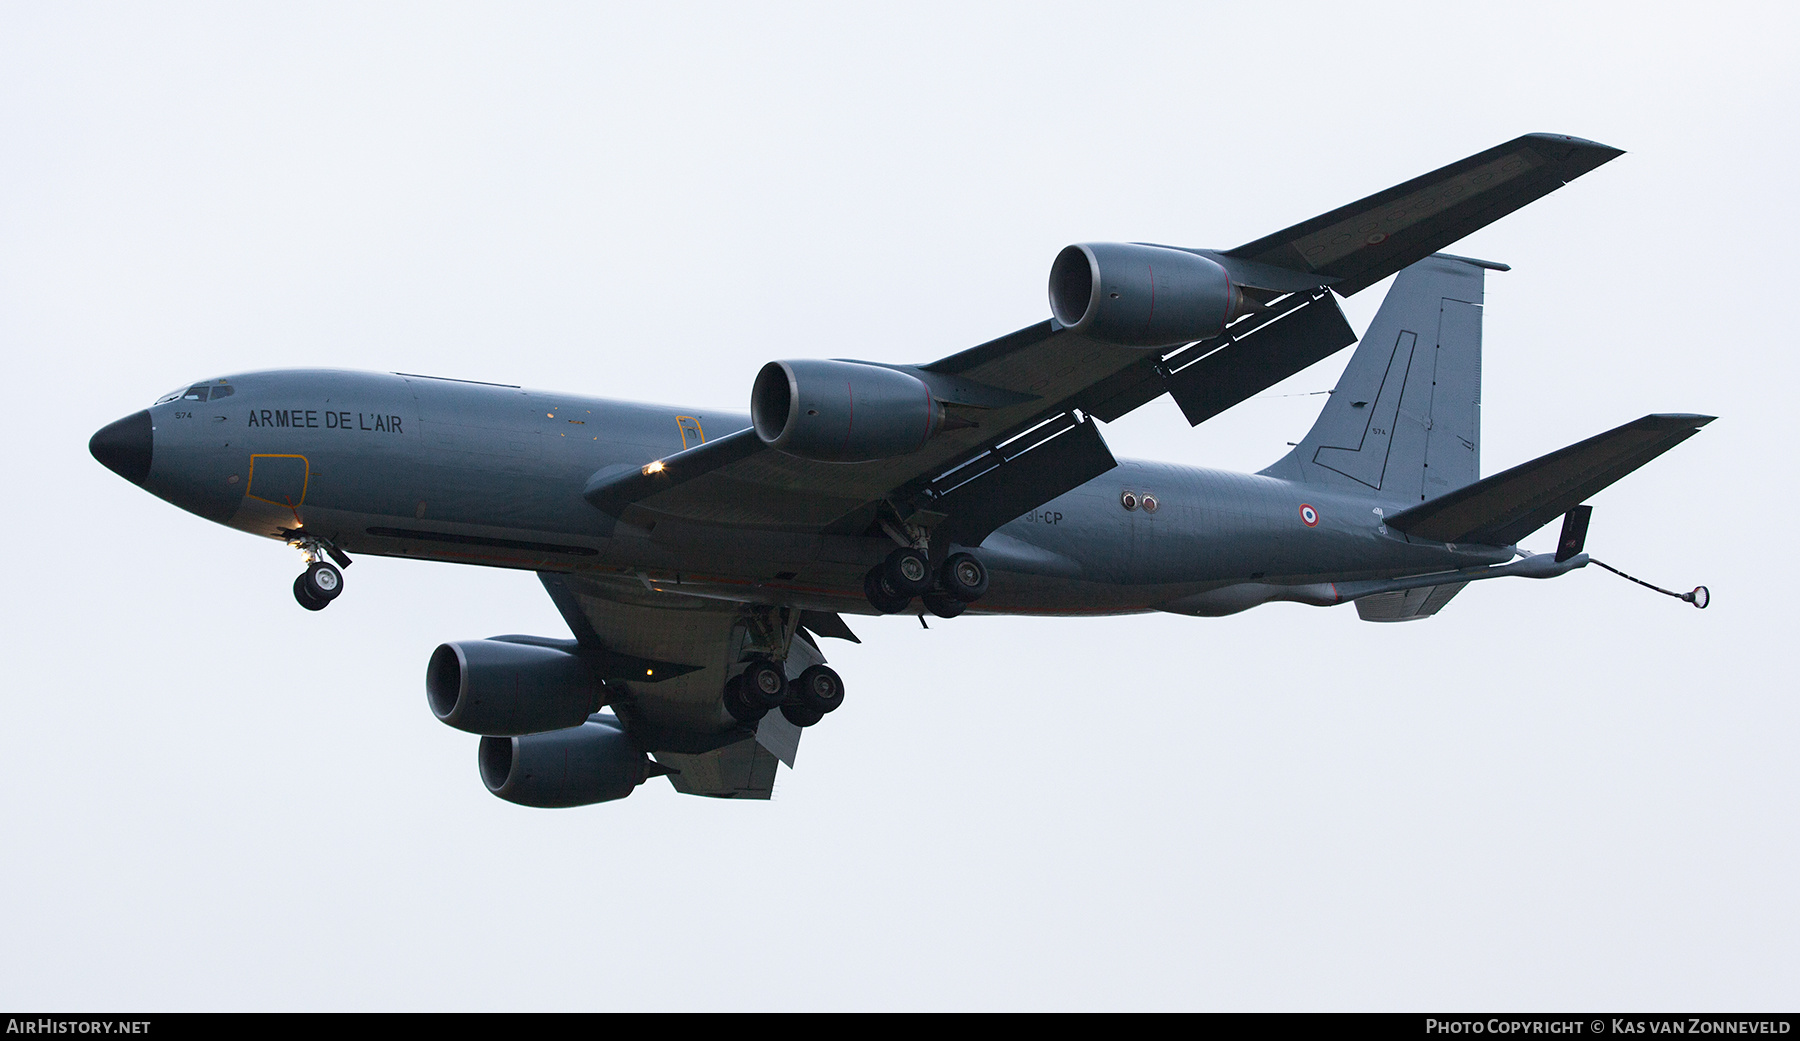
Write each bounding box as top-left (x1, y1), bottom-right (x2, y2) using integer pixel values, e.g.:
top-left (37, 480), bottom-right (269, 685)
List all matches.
top-left (103, 368), bottom-right (1507, 618)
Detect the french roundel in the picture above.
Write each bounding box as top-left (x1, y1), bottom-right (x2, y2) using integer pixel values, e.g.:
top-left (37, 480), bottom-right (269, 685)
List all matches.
top-left (1299, 503), bottom-right (1319, 527)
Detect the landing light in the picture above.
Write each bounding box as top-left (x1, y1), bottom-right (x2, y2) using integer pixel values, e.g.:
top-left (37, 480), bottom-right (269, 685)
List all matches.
top-left (642, 460), bottom-right (666, 476)
top-left (645, 668), bottom-right (654, 676)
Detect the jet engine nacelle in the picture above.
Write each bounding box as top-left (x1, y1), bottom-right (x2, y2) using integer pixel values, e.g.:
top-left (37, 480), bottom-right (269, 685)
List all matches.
top-left (426, 639), bottom-right (600, 736)
top-left (478, 716), bottom-right (649, 808)
top-left (1048, 242), bottom-right (1249, 348)
top-left (751, 359), bottom-right (943, 462)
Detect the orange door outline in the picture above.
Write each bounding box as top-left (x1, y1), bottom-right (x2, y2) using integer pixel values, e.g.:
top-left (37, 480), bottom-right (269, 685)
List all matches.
top-left (246, 453), bottom-right (310, 508)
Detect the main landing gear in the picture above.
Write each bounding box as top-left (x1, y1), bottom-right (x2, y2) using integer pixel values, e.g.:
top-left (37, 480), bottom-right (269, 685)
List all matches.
top-left (288, 533), bottom-right (352, 611)
top-left (719, 604), bottom-right (847, 731)
top-left (865, 547), bottom-right (988, 618)
top-left (723, 661), bottom-right (846, 729)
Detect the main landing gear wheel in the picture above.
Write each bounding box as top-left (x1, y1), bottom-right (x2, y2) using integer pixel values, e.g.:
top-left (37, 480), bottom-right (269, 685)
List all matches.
top-left (741, 659), bottom-right (788, 709)
top-left (864, 566), bottom-right (913, 614)
top-left (939, 552), bottom-right (988, 602)
top-left (883, 547), bottom-right (932, 597)
top-left (781, 704), bottom-right (824, 728)
top-left (293, 562), bottom-right (343, 611)
top-left (723, 675), bottom-right (769, 724)
top-left (792, 665), bottom-right (845, 715)
top-left (921, 591), bottom-right (966, 618)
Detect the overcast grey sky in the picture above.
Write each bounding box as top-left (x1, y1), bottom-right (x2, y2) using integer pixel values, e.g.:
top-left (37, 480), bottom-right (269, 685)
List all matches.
top-left (3, 2), bottom-right (1795, 1010)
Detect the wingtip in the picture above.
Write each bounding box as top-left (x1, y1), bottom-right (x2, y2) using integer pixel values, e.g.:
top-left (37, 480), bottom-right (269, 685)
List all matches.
top-left (1524, 132), bottom-right (1626, 163)
top-left (1432, 252), bottom-right (1510, 272)
top-left (1636, 413), bottom-right (1717, 429)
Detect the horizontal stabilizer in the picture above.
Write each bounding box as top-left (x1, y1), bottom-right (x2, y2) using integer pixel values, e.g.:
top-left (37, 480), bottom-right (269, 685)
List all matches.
top-left (1225, 134), bottom-right (1623, 296)
top-left (1384, 414), bottom-right (1714, 546)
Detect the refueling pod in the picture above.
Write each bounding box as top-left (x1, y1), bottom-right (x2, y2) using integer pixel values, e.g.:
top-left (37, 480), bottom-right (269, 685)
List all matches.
top-left (751, 359), bottom-right (944, 462)
top-left (1048, 242), bottom-right (1251, 348)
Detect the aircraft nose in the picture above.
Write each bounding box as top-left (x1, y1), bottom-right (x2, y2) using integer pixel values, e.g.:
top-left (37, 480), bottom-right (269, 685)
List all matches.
top-left (90, 410), bottom-right (153, 485)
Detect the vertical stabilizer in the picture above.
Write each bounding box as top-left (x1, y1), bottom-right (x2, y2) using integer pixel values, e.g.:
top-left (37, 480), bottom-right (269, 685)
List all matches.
top-left (1261, 253), bottom-right (1498, 505)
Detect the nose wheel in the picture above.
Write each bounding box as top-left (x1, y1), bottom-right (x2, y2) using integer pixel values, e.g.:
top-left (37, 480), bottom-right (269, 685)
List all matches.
top-left (286, 533), bottom-right (351, 611)
top-left (294, 562), bottom-right (344, 610)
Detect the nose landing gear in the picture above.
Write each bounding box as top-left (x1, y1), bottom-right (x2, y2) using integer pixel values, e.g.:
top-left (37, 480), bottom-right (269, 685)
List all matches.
top-left (293, 562), bottom-right (344, 611)
top-left (286, 533), bottom-right (352, 611)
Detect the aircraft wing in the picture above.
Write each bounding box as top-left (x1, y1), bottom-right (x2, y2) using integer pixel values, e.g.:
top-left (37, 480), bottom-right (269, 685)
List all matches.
top-left (1220, 133), bottom-right (1623, 297)
top-left (539, 572), bottom-right (823, 798)
top-left (587, 324), bottom-right (1137, 547)
top-left (586, 134), bottom-right (1621, 548)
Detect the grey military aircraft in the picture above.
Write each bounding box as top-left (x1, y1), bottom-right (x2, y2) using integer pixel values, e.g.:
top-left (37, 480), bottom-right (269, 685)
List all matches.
top-left (91, 133), bottom-right (1711, 804)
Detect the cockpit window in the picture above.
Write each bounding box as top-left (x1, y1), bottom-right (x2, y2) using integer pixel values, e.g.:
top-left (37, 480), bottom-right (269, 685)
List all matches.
top-left (155, 381), bottom-right (233, 405)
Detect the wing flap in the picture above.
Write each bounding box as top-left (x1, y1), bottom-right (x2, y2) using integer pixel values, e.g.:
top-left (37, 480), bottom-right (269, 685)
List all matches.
top-left (1163, 290), bottom-right (1358, 426)
top-left (657, 738), bottom-right (782, 799)
top-left (926, 413), bottom-right (1117, 547)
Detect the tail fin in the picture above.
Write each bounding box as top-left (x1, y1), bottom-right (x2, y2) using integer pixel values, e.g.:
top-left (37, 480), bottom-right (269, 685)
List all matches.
top-left (1261, 253), bottom-right (1500, 505)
